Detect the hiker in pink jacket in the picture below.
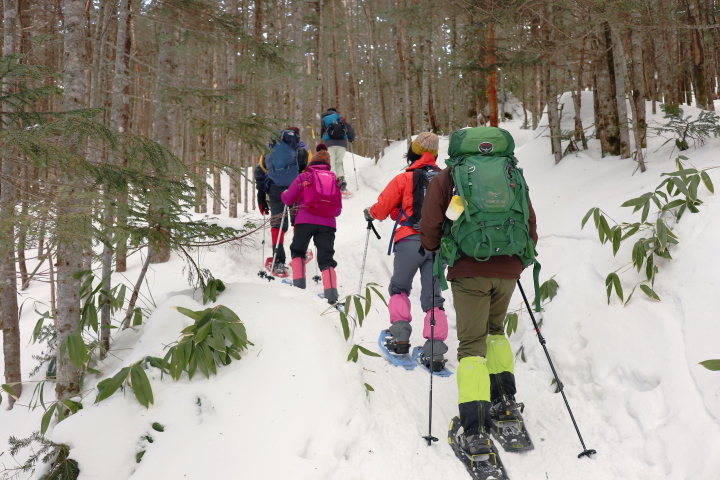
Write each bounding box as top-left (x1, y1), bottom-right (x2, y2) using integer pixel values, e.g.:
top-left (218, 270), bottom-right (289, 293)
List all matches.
top-left (281, 144), bottom-right (343, 304)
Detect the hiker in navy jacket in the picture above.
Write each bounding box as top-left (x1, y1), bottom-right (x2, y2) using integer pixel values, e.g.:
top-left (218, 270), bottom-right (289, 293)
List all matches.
top-left (254, 127), bottom-right (309, 276)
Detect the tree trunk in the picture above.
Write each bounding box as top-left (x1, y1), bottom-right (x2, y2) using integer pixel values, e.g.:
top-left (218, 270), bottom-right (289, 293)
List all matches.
top-left (1, 0), bottom-right (22, 408)
top-left (227, 0), bottom-right (239, 218)
top-left (570, 39), bottom-right (588, 149)
top-left (607, 23), bottom-right (631, 159)
top-left (543, 3), bottom-right (562, 163)
top-left (148, 20), bottom-right (176, 264)
top-left (613, 26), bottom-right (647, 172)
top-left (395, 0), bottom-right (412, 141)
top-left (56, 0), bottom-right (88, 401)
top-left (114, 0), bottom-right (132, 274)
top-left (342, 0), bottom-right (357, 119)
top-left (487, 22), bottom-right (499, 127)
top-left (99, 0), bottom-right (131, 356)
top-left (595, 30), bottom-right (620, 157)
top-left (687, 0), bottom-right (709, 109)
top-left (629, 28), bottom-right (647, 148)
top-left (420, 35), bottom-right (431, 131)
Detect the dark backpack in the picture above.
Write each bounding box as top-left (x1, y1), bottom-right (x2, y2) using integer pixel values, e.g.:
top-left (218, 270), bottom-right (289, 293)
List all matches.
top-left (323, 113), bottom-right (346, 140)
top-left (265, 130), bottom-right (300, 187)
top-left (387, 166), bottom-right (441, 255)
top-left (404, 166), bottom-right (441, 230)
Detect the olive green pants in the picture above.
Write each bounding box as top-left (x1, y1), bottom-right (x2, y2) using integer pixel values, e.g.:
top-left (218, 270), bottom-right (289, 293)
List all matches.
top-left (451, 277), bottom-right (516, 360)
top-left (452, 277), bottom-right (517, 433)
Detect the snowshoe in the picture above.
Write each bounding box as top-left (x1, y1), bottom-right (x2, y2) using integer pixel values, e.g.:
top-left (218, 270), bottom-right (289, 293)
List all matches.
top-left (448, 416), bottom-right (510, 480)
top-left (411, 346), bottom-right (453, 377)
top-left (304, 249), bottom-right (313, 265)
top-left (341, 189), bottom-right (353, 199)
top-left (265, 257), bottom-right (289, 278)
top-left (377, 329), bottom-right (415, 370)
top-left (317, 293), bottom-right (343, 312)
top-left (489, 397), bottom-right (534, 453)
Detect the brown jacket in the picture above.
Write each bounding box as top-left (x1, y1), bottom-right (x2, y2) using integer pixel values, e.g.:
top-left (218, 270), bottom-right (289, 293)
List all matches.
top-left (419, 167), bottom-right (538, 281)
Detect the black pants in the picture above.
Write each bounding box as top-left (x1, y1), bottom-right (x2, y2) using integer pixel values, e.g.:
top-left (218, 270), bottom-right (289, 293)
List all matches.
top-left (290, 223), bottom-right (337, 271)
top-left (268, 184), bottom-right (296, 230)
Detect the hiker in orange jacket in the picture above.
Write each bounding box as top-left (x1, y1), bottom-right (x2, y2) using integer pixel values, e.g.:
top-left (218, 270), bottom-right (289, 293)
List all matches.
top-left (363, 132), bottom-right (448, 371)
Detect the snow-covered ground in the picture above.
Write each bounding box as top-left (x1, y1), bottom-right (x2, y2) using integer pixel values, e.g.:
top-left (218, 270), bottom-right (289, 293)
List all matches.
top-left (2, 96), bottom-right (720, 480)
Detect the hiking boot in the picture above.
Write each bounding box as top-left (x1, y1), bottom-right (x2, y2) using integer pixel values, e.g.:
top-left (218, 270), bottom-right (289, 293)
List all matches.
top-left (389, 341), bottom-right (410, 355)
top-left (272, 262), bottom-right (288, 277)
top-left (421, 339), bottom-right (448, 372)
top-left (387, 320), bottom-right (411, 354)
top-left (337, 176), bottom-right (347, 191)
top-left (490, 395), bottom-right (519, 420)
top-left (458, 429), bottom-right (492, 456)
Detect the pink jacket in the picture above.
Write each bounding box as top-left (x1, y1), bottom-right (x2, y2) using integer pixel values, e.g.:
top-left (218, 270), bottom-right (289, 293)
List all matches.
top-left (281, 163), bottom-right (341, 228)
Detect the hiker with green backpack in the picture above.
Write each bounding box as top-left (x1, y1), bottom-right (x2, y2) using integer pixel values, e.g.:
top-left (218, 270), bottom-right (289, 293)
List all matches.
top-left (419, 126), bottom-right (539, 457)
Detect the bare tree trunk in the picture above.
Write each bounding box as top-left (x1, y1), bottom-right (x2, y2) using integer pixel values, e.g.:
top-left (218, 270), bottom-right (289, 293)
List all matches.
top-left (614, 26), bottom-right (647, 172)
top-left (543, 3), bottom-right (562, 163)
top-left (1, 0), bottom-right (22, 408)
top-left (420, 35), bottom-right (431, 131)
top-left (654, 0), bottom-right (679, 106)
top-left (342, 0), bottom-right (357, 119)
top-left (608, 23), bottom-right (631, 159)
top-left (227, 0), bottom-right (239, 218)
top-left (687, 0), bottom-right (709, 109)
top-left (448, 14), bottom-right (458, 129)
top-left (56, 0), bottom-right (88, 401)
top-left (595, 30), bottom-right (620, 157)
top-left (570, 40), bottom-right (588, 149)
top-left (100, 0), bottom-right (131, 356)
top-left (487, 22), bottom-right (499, 127)
top-left (396, 0), bottom-right (412, 142)
top-left (629, 28), bottom-right (647, 148)
top-left (122, 253), bottom-right (150, 329)
top-left (115, 0), bottom-right (132, 273)
top-left (148, 20), bottom-right (176, 264)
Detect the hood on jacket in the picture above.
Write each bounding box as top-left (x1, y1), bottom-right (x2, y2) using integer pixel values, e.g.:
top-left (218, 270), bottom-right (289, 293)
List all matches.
top-left (406, 151), bottom-right (440, 171)
top-left (307, 162), bottom-right (332, 172)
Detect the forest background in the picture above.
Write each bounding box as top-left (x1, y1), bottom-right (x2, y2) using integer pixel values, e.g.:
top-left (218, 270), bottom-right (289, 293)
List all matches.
top-left (1, 0), bottom-right (720, 465)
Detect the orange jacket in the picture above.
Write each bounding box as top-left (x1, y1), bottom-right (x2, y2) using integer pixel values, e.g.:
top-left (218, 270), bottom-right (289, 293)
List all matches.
top-left (369, 152), bottom-right (440, 243)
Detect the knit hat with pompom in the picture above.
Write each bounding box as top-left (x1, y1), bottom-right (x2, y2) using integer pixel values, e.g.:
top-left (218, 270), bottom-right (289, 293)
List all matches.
top-left (407, 131), bottom-right (439, 164)
top-left (309, 150), bottom-right (331, 166)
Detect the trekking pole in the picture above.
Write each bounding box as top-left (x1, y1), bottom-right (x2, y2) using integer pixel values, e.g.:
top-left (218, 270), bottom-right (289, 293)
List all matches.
top-left (349, 142), bottom-right (359, 191)
top-left (257, 212), bottom-right (270, 280)
top-left (517, 281), bottom-right (597, 459)
top-left (422, 250), bottom-right (439, 446)
top-left (312, 247), bottom-right (321, 284)
top-left (269, 204), bottom-right (289, 278)
top-left (357, 219), bottom-right (381, 294)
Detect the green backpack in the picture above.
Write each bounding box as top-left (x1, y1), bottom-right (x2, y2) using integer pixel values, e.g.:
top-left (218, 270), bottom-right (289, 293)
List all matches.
top-left (436, 127), bottom-right (541, 309)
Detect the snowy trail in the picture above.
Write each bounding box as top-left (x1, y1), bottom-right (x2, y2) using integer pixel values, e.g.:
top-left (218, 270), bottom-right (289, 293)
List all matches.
top-left (3, 101), bottom-right (720, 480)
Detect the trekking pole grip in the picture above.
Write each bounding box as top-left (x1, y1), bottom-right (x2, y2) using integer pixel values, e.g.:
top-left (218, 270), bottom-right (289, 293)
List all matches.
top-left (368, 220), bottom-right (381, 239)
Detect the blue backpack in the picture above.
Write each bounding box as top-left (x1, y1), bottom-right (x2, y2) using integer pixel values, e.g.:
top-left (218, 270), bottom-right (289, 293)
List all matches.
top-left (322, 113), bottom-right (347, 141)
top-left (265, 130), bottom-right (300, 187)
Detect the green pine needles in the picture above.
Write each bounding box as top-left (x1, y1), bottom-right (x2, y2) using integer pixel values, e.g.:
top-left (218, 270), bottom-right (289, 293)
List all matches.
top-left (582, 156), bottom-right (716, 304)
top-left (2, 432), bottom-right (78, 480)
top-left (654, 105), bottom-right (720, 152)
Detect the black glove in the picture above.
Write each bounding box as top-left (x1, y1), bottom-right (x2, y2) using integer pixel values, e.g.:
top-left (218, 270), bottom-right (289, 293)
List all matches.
top-left (258, 193), bottom-right (269, 215)
top-left (363, 207), bottom-right (374, 222)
